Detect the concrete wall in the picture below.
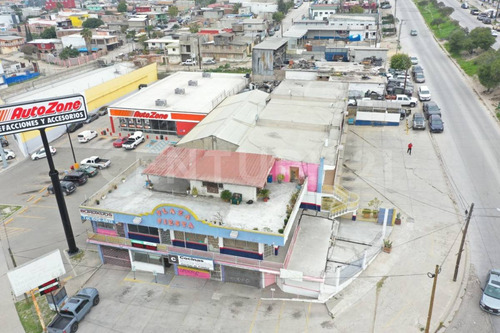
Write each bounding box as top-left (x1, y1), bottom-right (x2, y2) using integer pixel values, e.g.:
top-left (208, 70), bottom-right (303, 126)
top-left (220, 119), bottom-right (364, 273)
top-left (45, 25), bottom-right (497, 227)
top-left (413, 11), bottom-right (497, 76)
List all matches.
top-left (270, 160), bottom-right (318, 193)
top-left (190, 180), bottom-right (257, 201)
top-left (176, 137), bottom-right (239, 152)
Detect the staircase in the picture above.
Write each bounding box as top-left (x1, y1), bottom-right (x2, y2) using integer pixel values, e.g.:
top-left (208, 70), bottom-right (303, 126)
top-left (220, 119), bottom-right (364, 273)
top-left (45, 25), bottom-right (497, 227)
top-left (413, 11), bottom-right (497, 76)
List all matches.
top-left (329, 185), bottom-right (359, 219)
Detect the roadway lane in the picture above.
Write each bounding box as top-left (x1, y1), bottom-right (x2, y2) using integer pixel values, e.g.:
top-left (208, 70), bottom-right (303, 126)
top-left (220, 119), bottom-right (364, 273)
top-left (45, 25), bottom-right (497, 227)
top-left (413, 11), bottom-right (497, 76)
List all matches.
top-left (397, 0), bottom-right (500, 330)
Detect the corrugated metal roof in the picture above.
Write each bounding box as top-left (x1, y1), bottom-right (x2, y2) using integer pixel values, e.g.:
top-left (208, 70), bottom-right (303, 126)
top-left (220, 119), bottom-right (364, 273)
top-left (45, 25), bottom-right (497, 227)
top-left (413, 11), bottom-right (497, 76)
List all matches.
top-left (143, 147), bottom-right (275, 188)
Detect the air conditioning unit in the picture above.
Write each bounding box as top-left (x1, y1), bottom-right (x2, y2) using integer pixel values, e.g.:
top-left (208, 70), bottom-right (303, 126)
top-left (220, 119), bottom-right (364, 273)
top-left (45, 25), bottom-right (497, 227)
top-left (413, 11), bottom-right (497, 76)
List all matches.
top-left (188, 80), bottom-right (198, 86)
top-left (174, 88), bottom-right (185, 95)
top-left (155, 99), bottom-right (167, 106)
top-left (202, 72), bottom-right (211, 78)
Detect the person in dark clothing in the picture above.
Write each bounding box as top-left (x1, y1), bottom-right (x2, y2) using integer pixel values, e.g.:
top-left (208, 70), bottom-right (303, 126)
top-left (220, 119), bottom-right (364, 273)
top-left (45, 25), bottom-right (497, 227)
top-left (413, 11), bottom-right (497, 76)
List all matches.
top-left (407, 143), bottom-right (413, 155)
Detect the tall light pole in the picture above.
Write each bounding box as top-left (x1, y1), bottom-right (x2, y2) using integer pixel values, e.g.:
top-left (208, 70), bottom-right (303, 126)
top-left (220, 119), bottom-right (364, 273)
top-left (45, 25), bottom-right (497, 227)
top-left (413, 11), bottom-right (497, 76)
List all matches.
top-left (396, 19), bottom-right (404, 54)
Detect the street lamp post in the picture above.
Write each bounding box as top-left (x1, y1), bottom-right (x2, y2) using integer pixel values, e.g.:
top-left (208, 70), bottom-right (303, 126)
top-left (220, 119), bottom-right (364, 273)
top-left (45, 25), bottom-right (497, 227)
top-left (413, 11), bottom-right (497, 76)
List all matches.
top-left (396, 19), bottom-right (404, 54)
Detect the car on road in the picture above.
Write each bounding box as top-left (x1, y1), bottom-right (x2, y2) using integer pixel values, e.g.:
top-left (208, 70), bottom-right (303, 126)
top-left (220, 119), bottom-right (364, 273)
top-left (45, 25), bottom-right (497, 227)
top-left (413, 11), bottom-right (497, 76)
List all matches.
top-left (113, 137), bottom-right (129, 148)
top-left (80, 156), bottom-right (111, 169)
top-left (410, 29), bottom-right (418, 36)
top-left (381, 2), bottom-right (392, 9)
top-left (412, 113), bottom-right (426, 130)
top-left (66, 122), bottom-right (83, 133)
top-left (77, 165), bottom-right (98, 177)
top-left (478, 13), bottom-right (488, 21)
top-left (84, 112), bottom-right (99, 124)
top-left (31, 146), bottom-right (56, 160)
top-left (77, 130), bottom-right (98, 143)
top-left (274, 25), bottom-right (280, 31)
top-left (122, 131), bottom-right (145, 150)
top-left (418, 86), bottom-right (431, 101)
top-left (48, 181), bottom-right (76, 196)
top-left (471, 9), bottom-right (480, 15)
top-left (428, 115), bottom-right (444, 133)
top-left (423, 101), bottom-right (442, 119)
top-left (62, 171), bottom-right (88, 186)
top-left (410, 56), bottom-right (418, 65)
top-left (1, 149), bottom-right (15, 160)
top-left (480, 269), bottom-right (500, 315)
top-left (461, 2), bottom-right (469, 9)
top-left (202, 59), bottom-right (216, 65)
top-left (1, 137), bottom-right (8, 147)
top-left (97, 106), bottom-right (108, 116)
top-left (181, 59), bottom-right (197, 66)
top-left (483, 18), bottom-right (492, 24)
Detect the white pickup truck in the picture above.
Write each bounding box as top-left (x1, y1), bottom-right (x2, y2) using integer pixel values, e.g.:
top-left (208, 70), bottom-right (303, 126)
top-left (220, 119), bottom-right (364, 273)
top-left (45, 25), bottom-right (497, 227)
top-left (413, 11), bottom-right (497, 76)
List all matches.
top-left (386, 94), bottom-right (418, 107)
top-left (80, 156), bottom-right (111, 169)
top-left (122, 131), bottom-right (145, 150)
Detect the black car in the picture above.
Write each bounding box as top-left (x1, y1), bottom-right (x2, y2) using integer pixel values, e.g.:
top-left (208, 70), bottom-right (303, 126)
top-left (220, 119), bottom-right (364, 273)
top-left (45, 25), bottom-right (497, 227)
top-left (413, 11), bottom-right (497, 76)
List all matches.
top-left (48, 181), bottom-right (77, 195)
top-left (1, 137), bottom-right (8, 147)
top-left (66, 122), bottom-right (84, 133)
top-left (423, 101), bottom-right (441, 119)
top-left (62, 171), bottom-right (88, 186)
top-left (97, 106), bottom-right (108, 116)
top-left (428, 115), bottom-right (444, 133)
top-left (84, 112), bottom-right (99, 124)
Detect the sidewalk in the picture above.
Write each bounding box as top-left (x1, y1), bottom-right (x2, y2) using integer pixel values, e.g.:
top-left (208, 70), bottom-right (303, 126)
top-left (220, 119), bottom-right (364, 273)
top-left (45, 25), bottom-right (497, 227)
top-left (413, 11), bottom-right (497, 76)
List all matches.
top-left (325, 125), bottom-right (467, 332)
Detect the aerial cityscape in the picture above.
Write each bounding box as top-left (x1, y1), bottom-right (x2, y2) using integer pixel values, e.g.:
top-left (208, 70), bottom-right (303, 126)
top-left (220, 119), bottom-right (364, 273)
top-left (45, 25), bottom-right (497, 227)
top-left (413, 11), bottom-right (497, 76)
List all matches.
top-left (0, 0), bottom-right (499, 332)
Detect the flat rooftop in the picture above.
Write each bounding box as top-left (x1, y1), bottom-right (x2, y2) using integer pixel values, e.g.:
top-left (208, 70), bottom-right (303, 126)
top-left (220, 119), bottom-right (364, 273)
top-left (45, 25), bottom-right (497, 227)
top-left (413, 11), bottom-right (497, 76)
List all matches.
top-left (95, 166), bottom-right (297, 233)
top-left (109, 71), bottom-right (248, 115)
top-left (286, 215), bottom-right (333, 277)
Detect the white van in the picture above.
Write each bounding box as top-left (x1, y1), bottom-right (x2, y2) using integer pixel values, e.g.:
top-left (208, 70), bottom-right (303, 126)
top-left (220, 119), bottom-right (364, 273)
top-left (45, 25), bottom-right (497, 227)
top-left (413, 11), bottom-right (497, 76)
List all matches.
top-left (78, 130), bottom-right (98, 143)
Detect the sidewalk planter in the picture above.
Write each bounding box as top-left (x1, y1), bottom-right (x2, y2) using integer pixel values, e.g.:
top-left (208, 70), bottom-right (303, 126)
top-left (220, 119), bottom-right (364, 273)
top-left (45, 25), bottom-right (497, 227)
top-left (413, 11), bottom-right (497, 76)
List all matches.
top-left (395, 212), bottom-right (402, 225)
top-left (383, 239), bottom-right (392, 253)
top-left (258, 188), bottom-right (270, 202)
top-left (372, 210), bottom-right (379, 218)
top-left (277, 174), bottom-right (284, 183)
top-left (362, 208), bottom-right (371, 218)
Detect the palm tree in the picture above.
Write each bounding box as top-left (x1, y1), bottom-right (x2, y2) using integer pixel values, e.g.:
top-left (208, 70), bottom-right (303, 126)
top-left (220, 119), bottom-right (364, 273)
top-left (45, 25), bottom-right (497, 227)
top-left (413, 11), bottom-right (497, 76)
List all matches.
top-left (81, 28), bottom-right (93, 55)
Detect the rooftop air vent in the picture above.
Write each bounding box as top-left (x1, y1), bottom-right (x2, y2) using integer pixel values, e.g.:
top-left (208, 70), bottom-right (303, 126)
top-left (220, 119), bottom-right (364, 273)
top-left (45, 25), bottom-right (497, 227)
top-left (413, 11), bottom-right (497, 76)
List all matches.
top-left (188, 80), bottom-right (198, 86)
top-left (202, 72), bottom-right (211, 78)
top-left (175, 88), bottom-right (185, 95)
top-left (155, 99), bottom-right (167, 106)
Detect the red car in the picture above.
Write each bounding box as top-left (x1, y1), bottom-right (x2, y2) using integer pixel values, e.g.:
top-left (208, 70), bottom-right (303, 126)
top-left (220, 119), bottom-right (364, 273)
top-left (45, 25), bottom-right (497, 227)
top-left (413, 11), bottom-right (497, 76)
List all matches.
top-left (113, 137), bottom-right (129, 148)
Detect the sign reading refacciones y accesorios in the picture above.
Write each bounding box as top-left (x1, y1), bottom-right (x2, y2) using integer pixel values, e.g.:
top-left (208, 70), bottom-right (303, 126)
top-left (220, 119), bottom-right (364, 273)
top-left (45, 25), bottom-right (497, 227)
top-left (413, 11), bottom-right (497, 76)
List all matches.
top-left (0, 94), bottom-right (88, 135)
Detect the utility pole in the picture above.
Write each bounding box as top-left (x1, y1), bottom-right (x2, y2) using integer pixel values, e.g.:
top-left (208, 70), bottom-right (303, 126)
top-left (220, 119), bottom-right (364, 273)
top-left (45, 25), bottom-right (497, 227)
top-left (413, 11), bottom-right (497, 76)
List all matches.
top-left (495, 0), bottom-right (500, 25)
top-left (453, 203), bottom-right (474, 282)
top-left (425, 265), bottom-right (440, 333)
top-left (394, 0), bottom-right (398, 20)
top-left (396, 19), bottom-right (404, 54)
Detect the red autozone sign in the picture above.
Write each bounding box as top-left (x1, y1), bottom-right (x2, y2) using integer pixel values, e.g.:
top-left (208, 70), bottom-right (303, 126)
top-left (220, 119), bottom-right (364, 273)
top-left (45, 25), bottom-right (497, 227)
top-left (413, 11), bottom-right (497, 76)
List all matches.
top-left (0, 94), bottom-right (88, 135)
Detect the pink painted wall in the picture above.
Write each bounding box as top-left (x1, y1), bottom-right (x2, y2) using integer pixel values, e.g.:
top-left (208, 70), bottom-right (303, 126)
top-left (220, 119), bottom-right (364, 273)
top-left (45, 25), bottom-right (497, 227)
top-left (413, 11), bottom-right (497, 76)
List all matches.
top-left (270, 160), bottom-right (318, 192)
top-left (263, 272), bottom-right (276, 287)
top-left (96, 228), bottom-right (118, 236)
top-left (178, 266), bottom-right (211, 279)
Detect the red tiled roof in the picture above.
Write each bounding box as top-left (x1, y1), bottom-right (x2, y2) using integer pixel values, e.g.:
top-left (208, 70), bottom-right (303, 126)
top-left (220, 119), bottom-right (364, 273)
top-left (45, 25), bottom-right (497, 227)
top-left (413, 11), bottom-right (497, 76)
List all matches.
top-left (143, 147), bottom-right (275, 188)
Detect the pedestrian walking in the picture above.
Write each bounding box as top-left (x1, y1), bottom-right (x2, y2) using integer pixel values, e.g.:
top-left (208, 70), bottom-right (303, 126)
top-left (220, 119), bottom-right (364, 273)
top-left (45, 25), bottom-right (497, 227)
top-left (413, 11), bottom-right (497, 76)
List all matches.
top-left (407, 143), bottom-right (413, 155)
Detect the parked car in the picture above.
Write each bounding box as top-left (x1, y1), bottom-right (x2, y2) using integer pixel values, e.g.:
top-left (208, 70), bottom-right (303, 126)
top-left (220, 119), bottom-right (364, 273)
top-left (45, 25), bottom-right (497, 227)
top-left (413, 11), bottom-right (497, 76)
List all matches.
top-left (461, 2), bottom-right (469, 9)
top-left (484, 18), bottom-right (492, 24)
top-left (268, 30), bottom-right (275, 36)
top-left (412, 113), bottom-right (426, 130)
top-left (480, 269), bottom-right (500, 315)
top-left (113, 137), bottom-right (129, 148)
top-left (84, 112), bottom-right (99, 124)
top-left (492, 29), bottom-right (499, 37)
top-left (62, 171), bottom-right (88, 186)
top-left (410, 56), bottom-right (418, 65)
top-left (31, 146), bottom-right (57, 160)
top-left (414, 72), bottom-right (426, 83)
top-left (80, 156), bottom-right (111, 169)
top-left (274, 25), bottom-right (280, 31)
top-left (418, 86), bottom-right (431, 101)
top-left (1, 148), bottom-right (15, 160)
top-left (66, 122), bottom-right (84, 133)
top-left (202, 59), bottom-right (216, 65)
top-left (122, 131), bottom-right (145, 150)
top-left (97, 106), bottom-right (108, 116)
top-left (423, 101), bottom-right (442, 119)
top-left (48, 181), bottom-right (77, 196)
top-left (428, 115), bottom-right (444, 133)
top-left (1, 137), bottom-right (8, 147)
top-left (381, 2), bottom-right (392, 9)
top-left (410, 29), bottom-right (418, 36)
top-left (471, 8), bottom-right (480, 15)
top-left (181, 59), bottom-right (197, 66)
top-left (77, 130), bottom-right (98, 143)
top-left (77, 165), bottom-right (98, 177)
top-left (47, 288), bottom-right (99, 333)
top-left (478, 13), bottom-right (488, 21)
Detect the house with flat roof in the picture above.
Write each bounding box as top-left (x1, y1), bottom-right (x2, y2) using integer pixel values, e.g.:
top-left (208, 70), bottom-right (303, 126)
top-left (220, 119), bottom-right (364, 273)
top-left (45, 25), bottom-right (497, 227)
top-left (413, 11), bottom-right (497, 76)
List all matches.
top-left (107, 71), bottom-right (248, 137)
top-left (0, 35), bottom-right (24, 54)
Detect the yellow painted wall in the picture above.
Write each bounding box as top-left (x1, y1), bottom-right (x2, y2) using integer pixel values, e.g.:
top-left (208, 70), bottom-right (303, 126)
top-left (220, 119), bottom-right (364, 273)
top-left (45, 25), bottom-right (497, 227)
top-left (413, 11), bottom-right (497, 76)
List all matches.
top-left (18, 63), bottom-right (158, 143)
top-left (69, 14), bottom-right (90, 27)
top-left (85, 63), bottom-right (158, 111)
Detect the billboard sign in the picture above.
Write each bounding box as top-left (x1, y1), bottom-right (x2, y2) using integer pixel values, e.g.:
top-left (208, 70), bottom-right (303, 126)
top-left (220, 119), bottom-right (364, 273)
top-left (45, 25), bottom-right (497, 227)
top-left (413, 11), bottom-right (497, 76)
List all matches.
top-left (0, 94), bottom-right (88, 136)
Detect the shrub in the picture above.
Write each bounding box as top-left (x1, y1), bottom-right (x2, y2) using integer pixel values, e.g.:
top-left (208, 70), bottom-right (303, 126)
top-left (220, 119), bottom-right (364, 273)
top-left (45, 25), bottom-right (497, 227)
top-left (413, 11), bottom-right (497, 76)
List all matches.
top-left (221, 190), bottom-right (232, 202)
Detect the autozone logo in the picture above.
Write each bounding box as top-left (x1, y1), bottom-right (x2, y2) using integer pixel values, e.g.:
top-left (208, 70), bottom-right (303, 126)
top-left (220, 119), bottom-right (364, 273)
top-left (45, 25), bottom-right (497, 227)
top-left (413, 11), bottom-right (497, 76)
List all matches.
top-left (5, 100), bottom-right (82, 121)
top-left (133, 111), bottom-right (169, 120)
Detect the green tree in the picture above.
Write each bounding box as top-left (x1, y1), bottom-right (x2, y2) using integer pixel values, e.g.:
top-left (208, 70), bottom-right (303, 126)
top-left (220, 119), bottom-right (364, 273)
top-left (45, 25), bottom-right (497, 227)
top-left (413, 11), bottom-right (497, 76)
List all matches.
top-left (350, 5), bottom-right (365, 13)
top-left (117, 1), bottom-right (127, 13)
top-left (82, 18), bottom-right (104, 29)
top-left (59, 46), bottom-right (79, 59)
top-left (40, 27), bottom-right (56, 39)
top-left (469, 27), bottom-right (496, 50)
top-left (277, 0), bottom-right (287, 13)
top-left (80, 28), bottom-right (93, 54)
top-left (478, 62), bottom-right (498, 92)
top-left (273, 12), bottom-right (285, 24)
top-left (390, 53), bottom-right (412, 71)
top-left (448, 29), bottom-right (467, 53)
top-left (431, 17), bottom-right (445, 29)
top-left (172, 24), bottom-right (180, 30)
top-left (168, 6), bottom-right (179, 18)
top-left (438, 6), bottom-right (454, 17)
top-left (138, 35), bottom-right (148, 51)
top-left (189, 23), bottom-right (199, 33)
top-left (120, 25), bottom-right (129, 34)
top-left (232, 3), bottom-right (242, 14)
top-left (20, 44), bottom-right (37, 56)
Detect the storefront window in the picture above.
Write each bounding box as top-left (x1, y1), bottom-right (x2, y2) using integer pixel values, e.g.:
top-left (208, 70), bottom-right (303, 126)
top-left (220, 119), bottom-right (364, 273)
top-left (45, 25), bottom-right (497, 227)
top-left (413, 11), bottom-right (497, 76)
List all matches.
top-left (119, 118), bottom-right (128, 128)
top-left (119, 118), bottom-right (177, 135)
top-left (133, 252), bottom-right (162, 265)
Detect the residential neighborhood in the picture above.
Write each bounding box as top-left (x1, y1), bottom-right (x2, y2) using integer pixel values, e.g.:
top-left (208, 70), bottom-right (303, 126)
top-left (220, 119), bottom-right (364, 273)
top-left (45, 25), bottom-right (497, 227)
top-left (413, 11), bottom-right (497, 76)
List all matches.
top-left (0, 0), bottom-right (499, 332)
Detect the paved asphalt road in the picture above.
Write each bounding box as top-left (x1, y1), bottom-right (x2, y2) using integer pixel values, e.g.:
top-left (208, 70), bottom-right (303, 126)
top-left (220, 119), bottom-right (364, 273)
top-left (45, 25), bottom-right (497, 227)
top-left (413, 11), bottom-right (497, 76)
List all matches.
top-left (397, 0), bottom-right (499, 331)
